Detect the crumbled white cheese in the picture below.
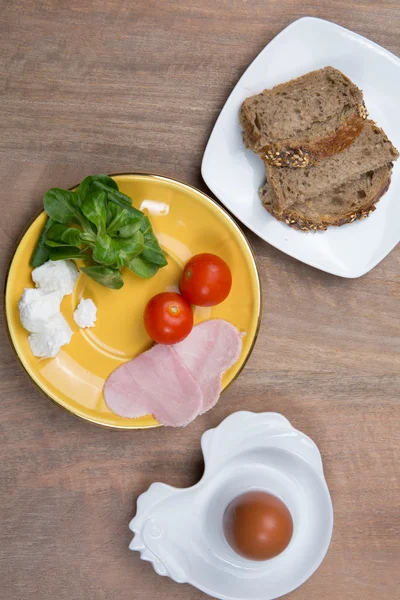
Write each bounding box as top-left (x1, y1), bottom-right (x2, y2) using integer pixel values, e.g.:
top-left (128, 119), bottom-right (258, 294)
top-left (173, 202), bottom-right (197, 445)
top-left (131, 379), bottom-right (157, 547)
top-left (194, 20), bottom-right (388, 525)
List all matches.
top-left (139, 199), bottom-right (170, 216)
top-left (19, 259), bottom-right (80, 358)
top-left (18, 288), bottom-right (62, 333)
top-left (73, 298), bottom-right (97, 328)
top-left (32, 260), bottom-right (79, 296)
top-left (28, 313), bottom-right (73, 358)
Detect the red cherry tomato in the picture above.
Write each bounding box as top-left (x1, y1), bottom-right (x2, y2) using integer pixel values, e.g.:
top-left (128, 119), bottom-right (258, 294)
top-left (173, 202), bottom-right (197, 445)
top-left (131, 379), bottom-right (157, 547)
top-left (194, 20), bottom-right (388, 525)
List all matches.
top-left (144, 292), bottom-right (193, 344)
top-left (180, 253), bottom-right (232, 307)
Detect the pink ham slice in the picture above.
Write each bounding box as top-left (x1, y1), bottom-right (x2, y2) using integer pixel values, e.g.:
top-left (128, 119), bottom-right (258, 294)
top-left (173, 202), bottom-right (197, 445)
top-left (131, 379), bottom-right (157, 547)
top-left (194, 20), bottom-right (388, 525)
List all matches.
top-left (172, 320), bottom-right (242, 413)
top-left (104, 344), bottom-right (203, 427)
top-left (103, 319), bottom-right (243, 426)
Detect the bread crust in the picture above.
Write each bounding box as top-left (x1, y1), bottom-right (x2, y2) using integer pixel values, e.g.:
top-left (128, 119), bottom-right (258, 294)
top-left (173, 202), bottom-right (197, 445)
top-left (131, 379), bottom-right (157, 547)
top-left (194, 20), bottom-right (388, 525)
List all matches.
top-left (259, 167), bottom-right (392, 232)
top-left (263, 121), bottom-right (398, 211)
top-left (240, 66), bottom-right (368, 169)
top-left (240, 103), bottom-right (367, 168)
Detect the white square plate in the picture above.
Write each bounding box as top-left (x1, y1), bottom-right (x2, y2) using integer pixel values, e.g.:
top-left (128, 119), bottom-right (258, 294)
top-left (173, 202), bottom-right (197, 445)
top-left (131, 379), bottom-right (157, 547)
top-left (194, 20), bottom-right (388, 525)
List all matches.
top-left (202, 17), bottom-right (400, 278)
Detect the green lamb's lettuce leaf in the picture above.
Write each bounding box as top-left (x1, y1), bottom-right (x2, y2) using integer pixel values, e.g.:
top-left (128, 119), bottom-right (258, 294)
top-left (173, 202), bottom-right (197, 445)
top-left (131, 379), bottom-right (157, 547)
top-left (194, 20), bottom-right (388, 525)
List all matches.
top-left (116, 222), bottom-right (143, 238)
top-left (94, 182), bottom-right (142, 215)
top-left (30, 217), bottom-right (54, 267)
top-left (140, 216), bottom-right (168, 266)
top-left (111, 231), bottom-right (144, 269)
top-left (92, 231), bottom-right (144, 268)
top-left (77, 175), bottom-right (118, 204)
top-left (128, 256), bottom-right (159, 279)
top-left (106, 201), bottom-right (143, 238)
top-left (45, 223), bottom-right (91, 248)
top-left (43, 188), bottom-right (82, 225)
top-left (92, 234), bottom-right (120, 266)
top-left (48, 246), bottom-right (88, 261)
top-left (80, 265), bottom-right (124, 290)
top-left (81, 190), bottom-right (107, 235)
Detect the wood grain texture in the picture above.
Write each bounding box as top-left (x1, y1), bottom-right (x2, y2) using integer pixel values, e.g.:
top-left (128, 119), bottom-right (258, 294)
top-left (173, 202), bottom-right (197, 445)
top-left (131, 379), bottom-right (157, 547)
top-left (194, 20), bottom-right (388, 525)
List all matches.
top-left (1, 1), bottom-right (400, 599)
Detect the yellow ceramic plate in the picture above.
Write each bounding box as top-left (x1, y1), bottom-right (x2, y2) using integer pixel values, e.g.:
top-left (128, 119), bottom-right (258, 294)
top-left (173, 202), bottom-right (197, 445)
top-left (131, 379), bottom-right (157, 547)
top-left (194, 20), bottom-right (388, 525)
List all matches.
top-left (5, 174), bottom-right (261, 429)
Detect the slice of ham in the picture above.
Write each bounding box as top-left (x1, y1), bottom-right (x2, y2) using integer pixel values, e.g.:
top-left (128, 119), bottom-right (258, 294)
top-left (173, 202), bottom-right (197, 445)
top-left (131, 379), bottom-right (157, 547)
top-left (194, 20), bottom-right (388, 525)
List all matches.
top-left (172, 320), bottom-right (242, 413)
top-left (103, 319), bottom-right (243, 427)
top-left (104, 344), bottom-right (203, 427)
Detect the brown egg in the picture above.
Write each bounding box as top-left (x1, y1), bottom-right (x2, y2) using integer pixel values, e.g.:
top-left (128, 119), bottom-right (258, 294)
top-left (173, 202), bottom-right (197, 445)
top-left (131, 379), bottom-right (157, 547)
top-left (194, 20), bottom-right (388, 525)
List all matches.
top-left (223, 491), bottom-right (294, 561)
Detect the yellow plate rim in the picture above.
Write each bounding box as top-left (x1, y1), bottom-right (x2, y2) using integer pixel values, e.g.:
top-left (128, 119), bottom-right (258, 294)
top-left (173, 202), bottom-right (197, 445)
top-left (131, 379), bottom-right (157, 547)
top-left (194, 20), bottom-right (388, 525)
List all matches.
top-left (3, 172), bottom-right (262, 430)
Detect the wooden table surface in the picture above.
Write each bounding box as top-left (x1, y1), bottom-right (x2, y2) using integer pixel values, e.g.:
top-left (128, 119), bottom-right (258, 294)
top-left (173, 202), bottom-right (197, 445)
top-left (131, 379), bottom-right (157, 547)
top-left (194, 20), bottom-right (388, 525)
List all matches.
top-left (1, 1), bottom-right (399, 599)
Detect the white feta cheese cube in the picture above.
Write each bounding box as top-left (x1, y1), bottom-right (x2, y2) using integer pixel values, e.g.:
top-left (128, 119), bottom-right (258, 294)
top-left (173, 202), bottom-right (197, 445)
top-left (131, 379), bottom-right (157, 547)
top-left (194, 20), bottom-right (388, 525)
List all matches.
top-left (28, 313), bottom-right (73, 358)
top-left (73, 298), bottom-right (97, 328)
top-left (32, 260), bottom-right (79, 296)
top-left (19, 288), bottom-right (62, 333)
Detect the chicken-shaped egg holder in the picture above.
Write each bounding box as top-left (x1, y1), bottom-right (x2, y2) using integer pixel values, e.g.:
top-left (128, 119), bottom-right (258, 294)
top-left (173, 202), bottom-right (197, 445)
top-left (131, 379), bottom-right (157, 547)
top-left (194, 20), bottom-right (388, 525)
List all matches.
top-left (129, 411), bottom-right (333, 600)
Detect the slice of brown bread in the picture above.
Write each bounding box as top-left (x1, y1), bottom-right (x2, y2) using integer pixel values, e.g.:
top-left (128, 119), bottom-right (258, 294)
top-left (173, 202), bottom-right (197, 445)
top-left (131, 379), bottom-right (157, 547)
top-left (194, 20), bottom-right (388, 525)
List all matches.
top-left (265, 120), bottom-right (398, 213)
top-left (240, 66), bottom-right (367, 168)
top-left (260, 165), bottom-right (393, 230)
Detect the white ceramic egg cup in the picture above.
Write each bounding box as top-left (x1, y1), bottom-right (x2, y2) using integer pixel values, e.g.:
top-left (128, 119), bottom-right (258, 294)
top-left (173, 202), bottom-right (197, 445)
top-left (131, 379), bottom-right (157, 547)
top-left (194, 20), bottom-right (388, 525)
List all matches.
top-left (129, 412), bottom-right (333, 600)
